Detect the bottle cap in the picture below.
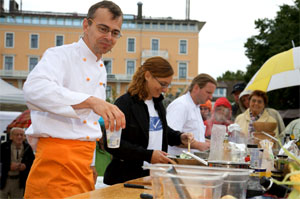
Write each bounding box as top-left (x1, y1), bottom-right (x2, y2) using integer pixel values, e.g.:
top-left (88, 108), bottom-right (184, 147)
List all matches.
top-left (245, 156), bottom-right (250, 162)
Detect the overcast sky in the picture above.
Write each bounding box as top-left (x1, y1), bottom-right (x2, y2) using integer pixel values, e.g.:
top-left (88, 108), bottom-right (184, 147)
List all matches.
top-left (3, 0), bottom-right (295, 78)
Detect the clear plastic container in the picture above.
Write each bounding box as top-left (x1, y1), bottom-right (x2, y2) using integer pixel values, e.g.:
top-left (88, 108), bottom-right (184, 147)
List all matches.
top-left (162, 173), bottom-right (224, 199)
top-left (144, 164), bottom-right (252, 199)
top-left (106, 128), bottom-right (122, 148)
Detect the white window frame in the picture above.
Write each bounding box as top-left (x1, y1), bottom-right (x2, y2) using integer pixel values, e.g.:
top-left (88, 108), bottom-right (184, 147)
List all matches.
top-left (5, 32), bottom-right (14, 48)
top-left (151, 38), bottom-right (160, 51)
top-left (127, 37), bottom-right (136, 53)
top-left (28, 56), bottom-right (39, 71)
top-left (126, 59), bottom-right (136, 75)
top-left (29, 33), bottom-right (39, 49)
top-left (179, 39), bottom-right (188, 55)
top-left (55, 34), bottom-right (64, 46)
top-left (103, 59), bottom-right (113, 74)
top-left (106, 85), bottom-right (112, 99)
top-left (178, 62), bottom-right (188, 79)
top-left (3, 55), bottom-right (14, 71)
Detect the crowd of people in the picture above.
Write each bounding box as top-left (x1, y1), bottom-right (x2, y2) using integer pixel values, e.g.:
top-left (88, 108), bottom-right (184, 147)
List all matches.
top-left (0, 1), bottom-right (298, 199)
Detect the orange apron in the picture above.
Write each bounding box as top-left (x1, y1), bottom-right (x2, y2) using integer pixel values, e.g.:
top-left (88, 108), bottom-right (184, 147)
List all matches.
top-left (24, 138), bottom-right (96, 199)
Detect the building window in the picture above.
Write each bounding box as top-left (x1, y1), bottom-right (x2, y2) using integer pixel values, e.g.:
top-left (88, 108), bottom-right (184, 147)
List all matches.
top-left (127, 38), bottom-right (135, 52)
top-left (160, 23), bottom-right (165, 30)
top-left (106, 85), bottom-right (112, 99)
top-left (73, 19), bottom-right (81, 26)
top-left (30, 34), bottom-right (39, 49)
top-left (65, 19), bottom-right (72, 26)
top-left (49, 18), bottom-right (56, 25)
top-left (32, 17), bottom-right (39, 24)
top-left (178, 62), bottom-right (187, 79)
top-left (213, 88), bottom-right (227, 97)
top-left (179, 40), bottom-right (187, 54)
top-left (41, 17), bottom-right (48, 24)
top-left (144, 23), bottom-right (150, 29)
top-left (137, 22), bottom-right (143, 29)
top-left (56, 35), bottom-right (64, 46)
top-left (57, 18), bottom-right (64, 25)
top-left (126, 60), bottom-right (135, 75)
top-left (4, 56), bottom-right (14, 70)
top-left (151, 39), bottom-right (159, 51)
top-left (5, 32), bottom-right (14, 48)
top-left (104, 60), bottom-right (112, 74)
top-left (29, 57), bottom-right (38, 71)
top-left (24, 16), bottom-right (31, 24)
top-left (16, 16), bottom-right (23, 23)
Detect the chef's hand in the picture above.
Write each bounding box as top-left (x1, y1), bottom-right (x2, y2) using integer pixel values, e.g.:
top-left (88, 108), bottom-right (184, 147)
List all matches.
top-left (72, 96), bottom-right (126, 132)
top-left (193, 141), bottom-right (210, 151)
top-left (151, 150), bottom-right (173, 164)
top-left (180, 132), bottom-right (194, 146)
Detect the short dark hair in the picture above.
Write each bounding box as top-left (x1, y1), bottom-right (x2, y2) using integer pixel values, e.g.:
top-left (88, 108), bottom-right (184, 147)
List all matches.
top-left (87, 1), bottom-right (123, 25)
top-left (249, 90), bottom-right (268, 105)
top-left (188, 73), bottom-right (217, 92)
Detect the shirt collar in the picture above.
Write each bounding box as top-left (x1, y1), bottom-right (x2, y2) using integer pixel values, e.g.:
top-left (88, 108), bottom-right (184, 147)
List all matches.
top-left (186, 92), bottom-right (200, 108)
top-left (78, 38), bottom-right (101, 62)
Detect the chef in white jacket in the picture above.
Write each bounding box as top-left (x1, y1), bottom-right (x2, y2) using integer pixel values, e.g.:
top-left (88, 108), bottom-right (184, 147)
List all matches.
top-left (23, 1), bottom-right (125, 198)
top-left (167, 74), bottom-right (217, 155)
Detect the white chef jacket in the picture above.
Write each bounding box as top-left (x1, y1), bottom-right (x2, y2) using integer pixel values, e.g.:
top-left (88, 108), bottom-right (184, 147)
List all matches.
top-left (23, 39), bottom-right (106, 141)
top-left (166, 92), bottom-right (205, 155)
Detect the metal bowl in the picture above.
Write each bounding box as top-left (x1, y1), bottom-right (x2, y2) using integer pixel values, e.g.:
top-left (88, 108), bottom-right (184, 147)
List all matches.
top-left (208, 160), bottom-right (250, 169)
top-left (168, 156), bottom-right (207, 166)
top-left (194, 151), bottom-right (209, 160)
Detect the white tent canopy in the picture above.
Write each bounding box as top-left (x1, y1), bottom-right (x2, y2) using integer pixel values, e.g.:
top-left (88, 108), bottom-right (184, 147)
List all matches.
top-left (0, 78), bottom-right (25, 104)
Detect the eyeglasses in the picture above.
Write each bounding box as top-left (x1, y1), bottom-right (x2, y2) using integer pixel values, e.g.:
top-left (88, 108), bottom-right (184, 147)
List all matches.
top-left (250, 98), bottom-right (264, 104)
top-left (153, 76), bottom-right (170, 89)
top-left (88, 18), bottom-right (122, 39)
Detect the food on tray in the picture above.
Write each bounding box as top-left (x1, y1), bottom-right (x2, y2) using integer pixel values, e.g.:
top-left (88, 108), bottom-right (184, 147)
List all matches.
top-left (179, 153), bottom-right (192, 159)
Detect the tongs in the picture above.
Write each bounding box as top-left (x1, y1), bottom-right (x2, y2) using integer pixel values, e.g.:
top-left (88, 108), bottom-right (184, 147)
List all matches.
top-left (166, 165), bottom-right (192, 199)
top-left (182, 150), bottom-right (208, 166)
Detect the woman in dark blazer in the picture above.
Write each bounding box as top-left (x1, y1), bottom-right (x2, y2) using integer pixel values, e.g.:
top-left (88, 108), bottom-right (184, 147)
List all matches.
top-left (104, 57), bottom-right (193, 185)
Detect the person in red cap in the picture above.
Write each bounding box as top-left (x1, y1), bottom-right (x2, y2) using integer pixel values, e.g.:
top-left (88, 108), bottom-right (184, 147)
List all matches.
top-left (200, 100), bottom-right (212, 122)
top-left (204, 97), bottom-right (233, 138)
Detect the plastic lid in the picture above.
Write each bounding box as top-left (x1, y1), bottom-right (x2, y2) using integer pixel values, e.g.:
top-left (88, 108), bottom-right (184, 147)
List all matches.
top-left (228, 123), bottom-right (241, 132)
top-left (247, 144), bottom-right (258, 148)
top-left (276, 155), bottom-right (288, 158)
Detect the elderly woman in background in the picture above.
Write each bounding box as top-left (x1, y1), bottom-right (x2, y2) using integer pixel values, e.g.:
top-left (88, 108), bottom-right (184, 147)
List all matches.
top-left (204, 97), bottom-right (233, 139)
top-left (238, 89), bottom-right (285, 135)
top-left (235, 90), bottom-right (278, 138)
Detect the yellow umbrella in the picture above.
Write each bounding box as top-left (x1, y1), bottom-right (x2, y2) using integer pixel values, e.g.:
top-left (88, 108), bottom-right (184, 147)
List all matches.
top-left (245, 47), bottom-right (300, 92)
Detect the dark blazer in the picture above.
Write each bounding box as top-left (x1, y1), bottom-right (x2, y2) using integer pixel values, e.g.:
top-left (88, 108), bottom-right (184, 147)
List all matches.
top-left (103, 93), bottom-right (182, 185)
top-left (0, 140), bottom-right (35, 189)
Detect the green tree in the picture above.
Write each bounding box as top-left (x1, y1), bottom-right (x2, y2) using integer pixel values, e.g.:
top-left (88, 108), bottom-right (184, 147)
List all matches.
top-left (243, 0), bottom-right (300, 110)
top-left (217, 70), bottom-right (245, 81)
top-left (244, 0), bottom-right (300, 82)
